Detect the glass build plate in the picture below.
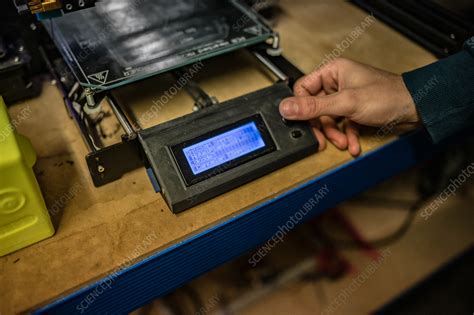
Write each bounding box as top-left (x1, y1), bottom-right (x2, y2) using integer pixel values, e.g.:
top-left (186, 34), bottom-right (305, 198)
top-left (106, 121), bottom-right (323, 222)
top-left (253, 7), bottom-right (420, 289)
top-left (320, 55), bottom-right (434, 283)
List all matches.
top-left (45, 0), bottom-right (273, 90)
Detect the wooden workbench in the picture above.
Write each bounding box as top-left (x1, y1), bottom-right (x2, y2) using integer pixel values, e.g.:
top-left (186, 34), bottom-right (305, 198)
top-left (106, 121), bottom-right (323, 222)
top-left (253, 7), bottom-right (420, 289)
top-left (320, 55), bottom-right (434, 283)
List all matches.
top-left (0, 1), bottom-right (436, 313)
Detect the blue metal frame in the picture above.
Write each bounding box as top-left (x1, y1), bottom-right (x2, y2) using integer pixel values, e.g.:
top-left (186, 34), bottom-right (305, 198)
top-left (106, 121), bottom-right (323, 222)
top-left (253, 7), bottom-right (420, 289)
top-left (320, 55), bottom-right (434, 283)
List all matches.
top-left (35, 130), bottom-right (438, 314)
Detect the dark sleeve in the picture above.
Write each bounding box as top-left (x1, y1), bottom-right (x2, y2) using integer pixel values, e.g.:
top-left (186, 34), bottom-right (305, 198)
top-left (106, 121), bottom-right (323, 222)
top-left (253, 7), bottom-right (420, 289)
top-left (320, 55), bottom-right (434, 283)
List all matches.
top-left (402, 37), bottom-right (474, 143)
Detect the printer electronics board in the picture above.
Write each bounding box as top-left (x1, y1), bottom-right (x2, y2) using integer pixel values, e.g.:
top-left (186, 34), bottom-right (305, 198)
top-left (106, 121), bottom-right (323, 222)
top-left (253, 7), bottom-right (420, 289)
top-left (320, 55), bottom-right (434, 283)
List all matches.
top-left (44, 0), bottom-right (274, 90)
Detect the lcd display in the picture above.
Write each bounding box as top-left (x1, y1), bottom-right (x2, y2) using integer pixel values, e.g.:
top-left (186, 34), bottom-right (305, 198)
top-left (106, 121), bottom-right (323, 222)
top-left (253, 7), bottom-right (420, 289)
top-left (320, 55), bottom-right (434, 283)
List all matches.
top-left (182, 122), bottom-right (266, 175)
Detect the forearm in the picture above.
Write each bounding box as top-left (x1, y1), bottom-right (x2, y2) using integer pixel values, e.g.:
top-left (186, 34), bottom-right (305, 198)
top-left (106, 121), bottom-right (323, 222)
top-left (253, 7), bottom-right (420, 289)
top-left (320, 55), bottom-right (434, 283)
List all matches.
top-left (402, 37), bottom-right (474, 143)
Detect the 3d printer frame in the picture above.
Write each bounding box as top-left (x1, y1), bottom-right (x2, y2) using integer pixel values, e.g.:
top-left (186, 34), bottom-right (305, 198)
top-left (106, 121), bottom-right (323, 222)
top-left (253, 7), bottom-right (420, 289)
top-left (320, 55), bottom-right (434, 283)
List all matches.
top-left (43, 39), bottom-right (306, 188)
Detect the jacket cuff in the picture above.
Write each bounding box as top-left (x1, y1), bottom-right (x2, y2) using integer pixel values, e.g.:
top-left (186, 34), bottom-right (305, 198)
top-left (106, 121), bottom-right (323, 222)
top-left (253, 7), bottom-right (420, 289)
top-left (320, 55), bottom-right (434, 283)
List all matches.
top-left (402, 50), bottom-right (474, 143)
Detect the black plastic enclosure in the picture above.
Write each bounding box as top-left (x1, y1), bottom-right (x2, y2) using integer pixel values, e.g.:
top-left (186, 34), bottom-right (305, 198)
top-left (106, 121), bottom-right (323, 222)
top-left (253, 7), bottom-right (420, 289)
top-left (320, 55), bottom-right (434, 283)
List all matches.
top-left (139, 83), bottom-right (318, 213)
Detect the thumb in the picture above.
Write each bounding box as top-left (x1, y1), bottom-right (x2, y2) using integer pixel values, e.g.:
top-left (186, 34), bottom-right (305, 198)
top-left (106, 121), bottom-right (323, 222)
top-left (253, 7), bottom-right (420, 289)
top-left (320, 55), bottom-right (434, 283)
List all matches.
top-left (279, 92), bottom-right (355, 120)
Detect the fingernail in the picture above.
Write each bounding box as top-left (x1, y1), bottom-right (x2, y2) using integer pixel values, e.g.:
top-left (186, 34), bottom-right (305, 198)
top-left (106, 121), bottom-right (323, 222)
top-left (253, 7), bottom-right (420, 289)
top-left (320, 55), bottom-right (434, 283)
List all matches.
top-left (280, 101), bottom-right (298, 117)
top-left (350, 144), bottom-right (361, 156)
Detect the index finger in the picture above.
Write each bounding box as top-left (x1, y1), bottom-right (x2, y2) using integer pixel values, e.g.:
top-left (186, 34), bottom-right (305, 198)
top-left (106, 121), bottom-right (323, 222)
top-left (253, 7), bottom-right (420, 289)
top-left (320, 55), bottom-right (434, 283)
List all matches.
top-left (294, 72), bottom-right (322, 96)
top-left (294, 60), bottom-right (340, 96)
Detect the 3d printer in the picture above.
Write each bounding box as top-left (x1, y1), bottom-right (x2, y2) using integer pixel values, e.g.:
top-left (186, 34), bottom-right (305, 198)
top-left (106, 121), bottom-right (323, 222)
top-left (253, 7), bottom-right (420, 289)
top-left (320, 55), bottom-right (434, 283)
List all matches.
top-left (3, 0), bottom-right (319, 213)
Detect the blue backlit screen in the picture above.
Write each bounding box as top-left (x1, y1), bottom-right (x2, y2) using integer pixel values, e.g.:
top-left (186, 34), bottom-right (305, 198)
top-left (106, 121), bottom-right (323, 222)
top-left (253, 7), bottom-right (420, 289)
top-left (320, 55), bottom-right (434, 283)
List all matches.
top-left (182, 122), bottom-right (266, 175)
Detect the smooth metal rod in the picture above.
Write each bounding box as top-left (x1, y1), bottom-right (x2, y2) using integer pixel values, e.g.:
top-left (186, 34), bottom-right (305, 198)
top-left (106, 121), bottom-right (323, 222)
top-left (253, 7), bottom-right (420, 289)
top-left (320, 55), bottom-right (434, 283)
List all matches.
top-left (107, 94), bottom-right (135, 136)
top-left (252, 51), bottom-right (288, 82)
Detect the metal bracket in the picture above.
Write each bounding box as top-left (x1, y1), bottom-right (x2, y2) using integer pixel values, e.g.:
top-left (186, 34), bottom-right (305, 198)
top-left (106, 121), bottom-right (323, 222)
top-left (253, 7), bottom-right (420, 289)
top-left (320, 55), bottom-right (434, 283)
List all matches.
top-left (85, 136), bottom-right (144, 187)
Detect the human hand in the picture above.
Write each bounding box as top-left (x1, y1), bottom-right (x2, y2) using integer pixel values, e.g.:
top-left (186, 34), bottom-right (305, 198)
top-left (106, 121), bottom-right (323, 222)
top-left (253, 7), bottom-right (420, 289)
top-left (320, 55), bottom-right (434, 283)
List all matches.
top-left (279, 58), bottom-right (420, 156)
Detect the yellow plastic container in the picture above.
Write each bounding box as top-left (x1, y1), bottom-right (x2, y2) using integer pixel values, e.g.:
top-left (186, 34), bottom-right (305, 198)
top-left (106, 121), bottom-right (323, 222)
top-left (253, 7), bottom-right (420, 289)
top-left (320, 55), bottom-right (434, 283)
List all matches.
top-left (0, 96), bottom-right (54, 256)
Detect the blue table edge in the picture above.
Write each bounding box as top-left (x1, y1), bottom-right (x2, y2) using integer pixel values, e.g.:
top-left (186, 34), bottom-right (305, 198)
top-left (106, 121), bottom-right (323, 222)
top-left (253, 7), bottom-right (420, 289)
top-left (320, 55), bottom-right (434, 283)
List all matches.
top-left (34, 129), bottom-right (439, 314)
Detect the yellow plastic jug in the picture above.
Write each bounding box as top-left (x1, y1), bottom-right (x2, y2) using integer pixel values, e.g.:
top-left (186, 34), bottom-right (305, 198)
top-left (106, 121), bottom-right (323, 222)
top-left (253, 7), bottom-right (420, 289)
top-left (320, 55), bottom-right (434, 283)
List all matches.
top-left (0, 96), bottom-right (54, 256)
